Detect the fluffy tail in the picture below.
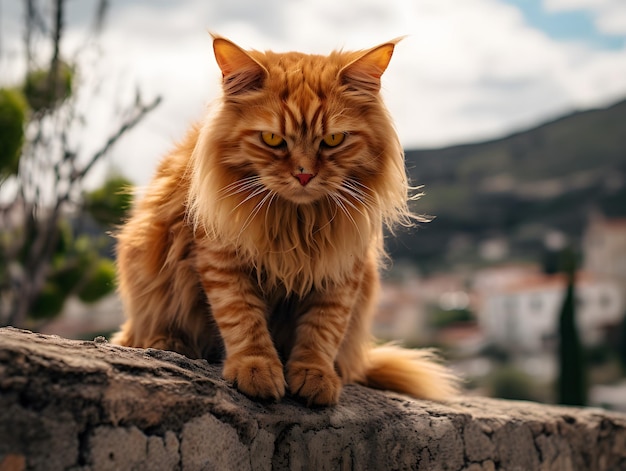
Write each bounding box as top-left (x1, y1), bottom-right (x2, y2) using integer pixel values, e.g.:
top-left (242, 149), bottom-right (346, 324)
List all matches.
top-left (364, 345), bottom-right (460, 401)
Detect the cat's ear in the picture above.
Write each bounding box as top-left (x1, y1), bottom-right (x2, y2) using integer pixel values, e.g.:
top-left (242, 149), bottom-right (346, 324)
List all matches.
top-left (340, 38), bottom-right (403, 93)
top-left (212, 35), bottom-right (267, 95)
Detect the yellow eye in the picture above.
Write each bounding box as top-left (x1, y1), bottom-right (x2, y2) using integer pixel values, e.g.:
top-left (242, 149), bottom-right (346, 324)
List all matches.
top-left (261, 132), bottom-right (285, 147)
top-left (322, 133), bottom-right (345, 147)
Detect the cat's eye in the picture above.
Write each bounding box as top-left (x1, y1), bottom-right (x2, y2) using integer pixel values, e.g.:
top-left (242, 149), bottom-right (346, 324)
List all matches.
top-left (261, 132), bottom-right (285, 147)
top-left (321, 133), bottom-right (345, 148)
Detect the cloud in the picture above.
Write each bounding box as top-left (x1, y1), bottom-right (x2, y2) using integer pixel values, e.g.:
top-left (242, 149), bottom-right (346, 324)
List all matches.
top-left (543, 0), bottom-right (626, 35)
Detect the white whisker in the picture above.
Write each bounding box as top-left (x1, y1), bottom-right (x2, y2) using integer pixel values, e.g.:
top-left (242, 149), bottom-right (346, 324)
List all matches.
top-left (239, 189), bottom-right (274, 235)
top-left (218, 175), bottom-right (260, 193)
top-left (343, 179), bottom-right (376, 207)
top-left (314, 195), bottom-right (338, 234)
top-left (264, 192), bottom-right (278, 228)
top-left (230, 185), bottom-right (267, 212)
top-left (218, 176), bottom-right (263, 200)
top-left (330, 193), bottom-right (364, 249)
top-left (329, 193), bottom-right (360, 237)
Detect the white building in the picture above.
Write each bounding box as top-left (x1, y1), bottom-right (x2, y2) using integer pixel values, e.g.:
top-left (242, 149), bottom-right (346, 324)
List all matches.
top-left (479, 272), bottom-right (624, 352)
top-left (583, 215), bottom-right (626, 289)
top-left (375, 272), bottom-right (467, 345)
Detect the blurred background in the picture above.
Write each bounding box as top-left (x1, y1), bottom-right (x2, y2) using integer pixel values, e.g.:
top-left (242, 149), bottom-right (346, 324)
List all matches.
top-left (1, 0), bottom-right (625, 410)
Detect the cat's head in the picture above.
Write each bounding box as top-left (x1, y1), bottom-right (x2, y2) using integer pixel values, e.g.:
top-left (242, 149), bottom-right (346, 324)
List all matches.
top-left (191, 36), bottom-right (417, 237)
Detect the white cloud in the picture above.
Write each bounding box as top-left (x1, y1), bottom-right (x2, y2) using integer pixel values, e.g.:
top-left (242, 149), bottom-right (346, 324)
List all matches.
top-left (595, 7), bottom-right (626, 35)
top-left (544, 0), bottom-right (626, 35)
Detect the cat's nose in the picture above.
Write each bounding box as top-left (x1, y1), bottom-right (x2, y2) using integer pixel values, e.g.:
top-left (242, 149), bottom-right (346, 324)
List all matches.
top-left (295, 173), bottom-right (314, 186)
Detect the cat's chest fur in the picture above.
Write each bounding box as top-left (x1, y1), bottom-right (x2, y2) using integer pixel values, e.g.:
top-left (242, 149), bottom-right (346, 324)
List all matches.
top-left (207, 201), bottom-right (373, 296)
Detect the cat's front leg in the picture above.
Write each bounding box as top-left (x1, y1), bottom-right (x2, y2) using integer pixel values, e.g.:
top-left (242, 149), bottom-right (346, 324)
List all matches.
top-left (286, 271), bottom-right (362, 406)
top-left (196, 245), bottom-right (285, 400)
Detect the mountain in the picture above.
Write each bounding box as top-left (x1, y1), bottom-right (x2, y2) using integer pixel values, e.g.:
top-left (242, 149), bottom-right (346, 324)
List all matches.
top-left (390, 98), bottom-right (626, 271)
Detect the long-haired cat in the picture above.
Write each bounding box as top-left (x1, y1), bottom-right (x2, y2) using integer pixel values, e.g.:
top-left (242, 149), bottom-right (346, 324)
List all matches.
top-left (111, 35), bottom-right (458, 405)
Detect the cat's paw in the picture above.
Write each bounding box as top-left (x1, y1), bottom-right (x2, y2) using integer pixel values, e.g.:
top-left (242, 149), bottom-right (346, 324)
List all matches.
top-left (223, 354), bottom-right (286, 401)
top-left (286, 361), bottom-right (342, 406)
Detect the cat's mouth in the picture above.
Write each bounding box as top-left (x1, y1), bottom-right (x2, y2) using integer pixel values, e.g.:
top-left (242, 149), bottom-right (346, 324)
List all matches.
top-left (283, 175), bottom-right (325, 204)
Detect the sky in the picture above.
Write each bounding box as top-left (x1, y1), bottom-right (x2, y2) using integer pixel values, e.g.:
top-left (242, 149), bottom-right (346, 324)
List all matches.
top-left (1, 0), bottom-right (625, 187)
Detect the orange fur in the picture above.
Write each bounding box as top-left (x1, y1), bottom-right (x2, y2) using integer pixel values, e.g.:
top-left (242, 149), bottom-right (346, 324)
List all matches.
top-left (111, 36), bottom-right (459, 405)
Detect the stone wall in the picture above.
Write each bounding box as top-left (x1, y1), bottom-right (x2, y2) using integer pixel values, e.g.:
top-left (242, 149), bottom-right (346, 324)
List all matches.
top-left (1, 327), bottom-right (625, 471)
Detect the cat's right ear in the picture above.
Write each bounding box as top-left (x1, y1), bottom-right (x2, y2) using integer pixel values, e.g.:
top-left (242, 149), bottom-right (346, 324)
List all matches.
top-left (339, 37), bottom-right (404, 93)
top-left (212, 35), bottom-right (267, 95)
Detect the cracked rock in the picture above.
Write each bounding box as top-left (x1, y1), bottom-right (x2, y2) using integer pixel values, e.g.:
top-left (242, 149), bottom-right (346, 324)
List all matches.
top-left (1, 327), bottom-right (625, 471)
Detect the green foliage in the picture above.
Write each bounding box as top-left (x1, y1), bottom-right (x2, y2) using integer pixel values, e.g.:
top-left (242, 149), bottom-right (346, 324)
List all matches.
top-left (83, 175), bottom-right (134, 226)
top-left (585, 344), bottom-right (616, 367)
top-left (0, 88), bottom-right (28, 177)
top-left (619, 314), bottom-right (626, 375)
top-left (23, 61), bottom-right (73, 112)
top-left (557, 250), bottom-right (587, 406)
top-left (77, 258), bottom-right (116, 304)
top-left (489, 365), bottom-right (536, 401)
top-left (27, 223), bottom-right (117, 321)
top-left (30, 282), bottom-right (66, 320)
top-left (49, 231), bottom-right (97, 297)
top-left (28, 175), bottom-right (134, 319)
top-left (429, 307), bottom-right (472, 329)
top-left (480, 343), bottom-right (511, 364)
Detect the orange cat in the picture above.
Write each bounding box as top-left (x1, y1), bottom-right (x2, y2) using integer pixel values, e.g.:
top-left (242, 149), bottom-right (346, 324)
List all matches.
top-left (111, 35), bottom-right (458, 405)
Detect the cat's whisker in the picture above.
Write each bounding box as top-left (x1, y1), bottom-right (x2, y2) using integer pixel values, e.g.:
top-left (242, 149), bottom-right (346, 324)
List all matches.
top-left (340, 185), bottom-right (370, 209)
top-left (219, 177), bottom-right (260, 193)
top-left (329, 193), bottom-right (358, 230)
top-left (336, 191), bottom-right (367, 220)
top-left (313, 196), bottom-right (338, 235)
top-left (264, 192), bottom-right (278, 229)
top-left (218, 175), bottom-right (261, 194)
top-left (329, 193), bottom-right (366, 248)
top-left (326, 181), bottom-right (370, 219)
top-left (218, 176), bottom-right (264, 201)
top-left (219, 184), bottom-right (262, 202)
top-left (230, 185), bottom-right (268, 212)
top-left (238, 189), bottom-right (274, 238)
top-left (344, 179), bottom-right (374, 196)
top-left (343, 180), bottom-right (376, 207)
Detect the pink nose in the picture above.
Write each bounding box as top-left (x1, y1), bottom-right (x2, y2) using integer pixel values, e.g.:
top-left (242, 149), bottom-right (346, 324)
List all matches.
top-left (295, 173), bottom-right (314, 186)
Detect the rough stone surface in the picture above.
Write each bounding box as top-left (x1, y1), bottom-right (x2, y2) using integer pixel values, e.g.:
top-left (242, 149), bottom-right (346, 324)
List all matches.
top-left (1, 327), bottom-right (625, 471)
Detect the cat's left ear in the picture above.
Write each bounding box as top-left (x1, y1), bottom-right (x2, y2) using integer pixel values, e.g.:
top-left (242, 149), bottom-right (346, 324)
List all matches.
top-left (212, 35), bottom-right (268, 95)
top-left (339, 37), bottom-right (404, 93)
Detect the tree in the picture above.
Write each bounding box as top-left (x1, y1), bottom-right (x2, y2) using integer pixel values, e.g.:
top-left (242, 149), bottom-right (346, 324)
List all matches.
top-left (0, 0), bottom-right (160, 328)
top-left (490, 365), bottom-right (536, 401)
top-left (556, 249), bottom-right (587, 406)
top-left (0, 89), bottom-right (28, 178)
top-left (618, 313), bottom-right (626, 376)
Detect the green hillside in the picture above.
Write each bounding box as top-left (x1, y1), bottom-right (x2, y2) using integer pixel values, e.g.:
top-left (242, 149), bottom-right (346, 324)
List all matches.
top-left (391, 98), bottom-right (626, 271)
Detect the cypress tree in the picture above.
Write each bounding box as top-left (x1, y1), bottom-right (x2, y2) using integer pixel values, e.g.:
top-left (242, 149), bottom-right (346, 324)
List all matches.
top-left (557, 250), bottom-right (587, 406)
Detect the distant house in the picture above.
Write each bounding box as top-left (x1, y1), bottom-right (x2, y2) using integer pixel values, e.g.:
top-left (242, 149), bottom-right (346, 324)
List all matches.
top-left (583, 215), bottom-right (626, 289)
top-left (374, 272), bottom-right (467, 345)
top-left (375, 282), bottom-right (426, 345)
top-left (479, 272), bottom-right (623, 352)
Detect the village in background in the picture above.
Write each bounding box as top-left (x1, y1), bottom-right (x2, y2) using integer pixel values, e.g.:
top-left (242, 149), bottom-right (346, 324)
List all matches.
top-left (376, 212), bottom-right (626, 411)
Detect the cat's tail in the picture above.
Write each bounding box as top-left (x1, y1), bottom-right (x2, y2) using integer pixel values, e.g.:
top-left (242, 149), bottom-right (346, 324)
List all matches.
top-left (363, 345), bottom-right (460, 401)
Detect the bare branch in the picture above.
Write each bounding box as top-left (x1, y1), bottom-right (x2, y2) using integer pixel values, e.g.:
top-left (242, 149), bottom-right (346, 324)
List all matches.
top-left (73, 95), bottom-right (162, 181)
top-left (93, 0), bottom-right (110, 35)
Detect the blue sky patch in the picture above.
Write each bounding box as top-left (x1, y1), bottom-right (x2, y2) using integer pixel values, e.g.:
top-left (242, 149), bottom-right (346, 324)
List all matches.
top-left (502, 0), bottom-right (625, 50)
